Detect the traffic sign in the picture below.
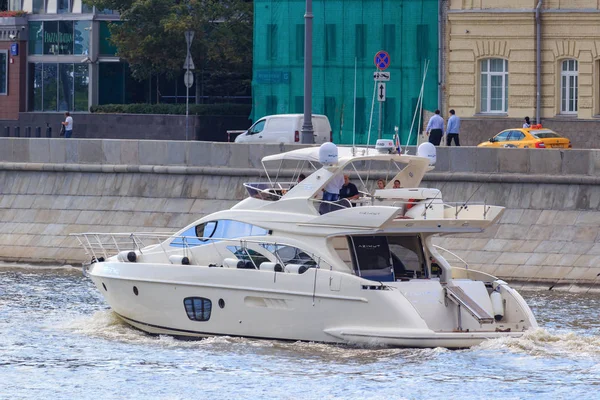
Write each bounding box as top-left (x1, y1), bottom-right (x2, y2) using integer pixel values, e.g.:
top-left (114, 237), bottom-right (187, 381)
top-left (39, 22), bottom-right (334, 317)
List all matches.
top-left (184, 70), bottom-right (194, 88)
top-left (185, 30), bottom-right (195, 46)
top-left (374, 71), bottom-right (390, 81)
top-left (377, 82), bottom-right (386, 102)
top-left (374, 50), bottom-right (390, 71)
top-left (183, 53), bottom-right (195, 70)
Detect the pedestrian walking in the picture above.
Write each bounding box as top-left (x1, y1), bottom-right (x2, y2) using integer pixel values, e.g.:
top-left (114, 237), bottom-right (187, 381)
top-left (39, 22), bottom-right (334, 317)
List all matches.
top-left (446, 109), bottom-right (461, 146)
top-left (426, 109), bottom-right (444, 146)
top-left (523, 116), bottom-right (531, 128)
top-left (62, 112), bottom-right (73, 138)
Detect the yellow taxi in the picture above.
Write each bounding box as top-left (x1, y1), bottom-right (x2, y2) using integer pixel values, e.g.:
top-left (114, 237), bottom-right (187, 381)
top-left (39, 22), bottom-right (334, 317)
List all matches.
top-left (477, 125), bottom-right (572, 149)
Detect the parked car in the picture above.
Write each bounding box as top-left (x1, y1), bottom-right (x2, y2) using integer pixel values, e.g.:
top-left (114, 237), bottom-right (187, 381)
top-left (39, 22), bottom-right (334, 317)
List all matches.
top-left (234, 114), bottom-right (332, 144)
top-left (478, 125), bottom-right (572, 149)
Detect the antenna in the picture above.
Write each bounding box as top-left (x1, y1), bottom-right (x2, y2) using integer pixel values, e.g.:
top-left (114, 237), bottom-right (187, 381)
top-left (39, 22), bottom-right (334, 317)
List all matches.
top-left (455, 184), bottom-right (483, 219)
top-left (366, 79), bottom-right (377, 155)
top-left (352, 57), bottom-right (357, 155)
top-left (405, 59), bottom-right (429, 154)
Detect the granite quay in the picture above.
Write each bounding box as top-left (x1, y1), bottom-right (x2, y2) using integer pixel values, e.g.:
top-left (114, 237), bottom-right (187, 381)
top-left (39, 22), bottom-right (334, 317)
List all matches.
top-left (1, 138), bottom-right (600, 292)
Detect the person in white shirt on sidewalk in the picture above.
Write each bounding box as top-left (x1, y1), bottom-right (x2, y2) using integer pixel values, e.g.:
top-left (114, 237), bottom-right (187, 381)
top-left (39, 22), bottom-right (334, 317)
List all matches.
top-left (425, 109), bottom-right (444, 146)
top-left (446, 109), bottom-right (461, 146)
top-left (62, 112), bottom-right (73, 138)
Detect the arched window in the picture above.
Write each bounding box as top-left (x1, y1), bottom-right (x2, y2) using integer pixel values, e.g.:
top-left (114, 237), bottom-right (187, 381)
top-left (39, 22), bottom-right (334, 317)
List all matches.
top-left (561, 59), bottom-right (578, 114)
top-left (480, 59), bottom-right (508, 113)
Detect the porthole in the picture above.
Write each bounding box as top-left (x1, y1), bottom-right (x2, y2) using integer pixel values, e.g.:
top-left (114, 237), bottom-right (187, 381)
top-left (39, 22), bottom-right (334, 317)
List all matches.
top-left (102, 283), bottom-right (107, 291)
top-left (133, 286), bottom-right (139, 296)
top-left (218, 299), bottom-right (225, 309)
top-left (183, 297), bottom-right (212, 321)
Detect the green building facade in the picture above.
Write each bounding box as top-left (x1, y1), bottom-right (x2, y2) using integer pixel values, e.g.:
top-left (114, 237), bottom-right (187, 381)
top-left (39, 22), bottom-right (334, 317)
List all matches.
top-left (252, 0), bottom-right (439, 145)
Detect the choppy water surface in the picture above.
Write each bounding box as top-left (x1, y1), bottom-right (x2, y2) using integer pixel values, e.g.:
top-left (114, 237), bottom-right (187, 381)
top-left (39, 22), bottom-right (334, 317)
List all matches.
top-left (1, 265), bottom-right (599, 400)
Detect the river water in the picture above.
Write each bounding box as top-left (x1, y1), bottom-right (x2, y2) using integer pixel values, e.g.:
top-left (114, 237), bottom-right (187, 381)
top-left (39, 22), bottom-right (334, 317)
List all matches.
top-left (1, 264), bottom-right (599, 400)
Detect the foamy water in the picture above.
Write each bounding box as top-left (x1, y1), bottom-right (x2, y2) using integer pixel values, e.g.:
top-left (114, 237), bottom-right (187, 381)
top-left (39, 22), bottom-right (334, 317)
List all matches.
top-left (1, 266), bottom-right (599, 399)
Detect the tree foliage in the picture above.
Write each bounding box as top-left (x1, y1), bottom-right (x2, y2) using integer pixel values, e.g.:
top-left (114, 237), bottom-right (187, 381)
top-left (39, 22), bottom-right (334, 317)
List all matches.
top-left (86, 0), bottom-right (253, 81)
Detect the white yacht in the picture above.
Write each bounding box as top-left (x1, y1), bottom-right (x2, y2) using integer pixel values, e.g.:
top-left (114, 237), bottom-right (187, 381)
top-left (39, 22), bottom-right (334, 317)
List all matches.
top-left (75, 143), bottom-right (538, 348)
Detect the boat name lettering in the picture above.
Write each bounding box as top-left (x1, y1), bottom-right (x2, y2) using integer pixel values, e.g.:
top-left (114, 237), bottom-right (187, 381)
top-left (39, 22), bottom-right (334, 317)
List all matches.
top-left (359, 211), bottom-right (380, 216)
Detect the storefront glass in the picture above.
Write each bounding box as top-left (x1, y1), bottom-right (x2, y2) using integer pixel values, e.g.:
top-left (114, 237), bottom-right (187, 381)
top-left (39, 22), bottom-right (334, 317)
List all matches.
top-left (42, 64), bottom-right (58, 111)
top-left (43, 21), bottom-right (59, 55)
top-left (58, 21), bottom-right (74, 55)
top-left (99, 21), bottom-right (118, 56)
top-left (58, 64), bottom-right (74, 111)
top-left (74, 21), bottom-right (91, 55)
top-left (29, 63), bottom-right (43, 111)
top-left (29, 22), bottom-right (43, 55)
top-left (74, 64), bottom-right (89, 111)
top-left (29, 63), bottom-right (89, 112)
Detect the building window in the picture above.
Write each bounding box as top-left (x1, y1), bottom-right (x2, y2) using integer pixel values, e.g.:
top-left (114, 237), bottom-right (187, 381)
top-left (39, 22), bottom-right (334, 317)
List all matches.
top-left (325, 24), bottom-right (337, 61)
top-left (57, 0), bottom-right (70, 14)
top-left (480, 59), bottom-right (508, 113)
top-left (29, 22), bottom-right (44, 55)
top-left (9, 0), bottom-right (21, 11)
top-left (295, 24), bottom-right (304, 61)
top-left (266, 24), bottom-right (277, 60)
top-left (0, 51), bottom-right (7, 95)
top-left (99, 21), bottom-right (119, 56)
top-left (561, 59), bottom-right (578, 114)
top-left (74, 21), bottom-right (91, 55)
top-left (183, 297), bottom-right (212, 322)
top-left (355, 24), bottom-right (366, 60)
top-left (32, 0), bottom-right (45, 13)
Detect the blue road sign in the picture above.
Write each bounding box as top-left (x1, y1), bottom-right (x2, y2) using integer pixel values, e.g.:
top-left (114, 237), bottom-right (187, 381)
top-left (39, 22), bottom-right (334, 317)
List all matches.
top-left (374, 50), bottom-right (390, 71)
top-left (10, 43), bottom-right (18, 56)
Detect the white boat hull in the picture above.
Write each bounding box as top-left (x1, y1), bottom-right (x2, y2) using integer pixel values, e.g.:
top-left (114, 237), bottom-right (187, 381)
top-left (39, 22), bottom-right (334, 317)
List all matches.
top-left (88, 262), bottom-right (535, 348)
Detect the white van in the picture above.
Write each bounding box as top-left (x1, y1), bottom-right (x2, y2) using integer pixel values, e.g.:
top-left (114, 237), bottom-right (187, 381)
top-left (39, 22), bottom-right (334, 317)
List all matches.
top-left (234, 114), bottom-right (332, 144)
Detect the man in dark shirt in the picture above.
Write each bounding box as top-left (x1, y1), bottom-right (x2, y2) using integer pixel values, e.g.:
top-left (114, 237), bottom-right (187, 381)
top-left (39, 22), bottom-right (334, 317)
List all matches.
top-left (339, 174), bottom-right (360, 201)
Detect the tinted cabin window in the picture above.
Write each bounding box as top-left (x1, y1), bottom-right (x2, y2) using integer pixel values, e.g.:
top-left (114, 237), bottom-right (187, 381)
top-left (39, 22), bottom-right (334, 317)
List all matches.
top-left (388, 236), bottom-right (426, 279)
top-left (261, 244), bottom-right (317, 267)
top-left (184, 297), bottom-right (212, 321)
top-left (170, 220), bottom-right (267, 247)
top-left (348, 236), bottom-right (394, 281)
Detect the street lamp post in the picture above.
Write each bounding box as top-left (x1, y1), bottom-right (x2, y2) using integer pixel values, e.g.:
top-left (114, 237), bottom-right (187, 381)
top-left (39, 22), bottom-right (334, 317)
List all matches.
top-left (301, 0), bottom-right (315, 144)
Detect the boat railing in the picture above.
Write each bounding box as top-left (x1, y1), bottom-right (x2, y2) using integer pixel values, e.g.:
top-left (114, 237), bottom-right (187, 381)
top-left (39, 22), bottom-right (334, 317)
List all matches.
top-left (433, 245), bottom-right (469, 270)
top-left (71, 232), bottom-right (336, 272)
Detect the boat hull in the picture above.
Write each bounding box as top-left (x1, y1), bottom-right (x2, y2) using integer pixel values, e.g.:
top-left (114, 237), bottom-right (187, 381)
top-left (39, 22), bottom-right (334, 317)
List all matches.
top-left (88, 261), bottom-right (534, 348)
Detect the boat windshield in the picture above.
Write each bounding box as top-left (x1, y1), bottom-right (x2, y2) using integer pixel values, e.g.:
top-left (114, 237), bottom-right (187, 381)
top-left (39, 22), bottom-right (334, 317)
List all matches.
top-left (346, 234), bottom-right (427, 282)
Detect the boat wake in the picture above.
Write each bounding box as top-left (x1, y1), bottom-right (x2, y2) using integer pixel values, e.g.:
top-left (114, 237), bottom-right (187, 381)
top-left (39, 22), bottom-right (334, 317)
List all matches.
top-left (473, 328), bottom-right (600, 358)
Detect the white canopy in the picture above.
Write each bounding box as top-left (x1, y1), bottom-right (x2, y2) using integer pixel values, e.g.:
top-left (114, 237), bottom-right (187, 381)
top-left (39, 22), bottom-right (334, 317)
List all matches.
top-left (262, 146), bottom-right (428, 166)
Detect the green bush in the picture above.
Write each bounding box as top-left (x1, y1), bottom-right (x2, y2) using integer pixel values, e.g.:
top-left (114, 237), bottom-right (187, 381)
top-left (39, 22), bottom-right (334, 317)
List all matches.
top-left (90, 103), bottom-right (251, 116)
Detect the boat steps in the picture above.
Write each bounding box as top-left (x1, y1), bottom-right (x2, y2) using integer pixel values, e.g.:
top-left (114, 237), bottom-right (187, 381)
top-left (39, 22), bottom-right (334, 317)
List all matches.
top-left (445, 286), bottom-right (494, 325)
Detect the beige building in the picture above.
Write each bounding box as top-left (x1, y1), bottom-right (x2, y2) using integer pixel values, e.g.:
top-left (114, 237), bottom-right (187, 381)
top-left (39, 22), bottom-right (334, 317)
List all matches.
top-left (446, 0), bottom-right (600, 147)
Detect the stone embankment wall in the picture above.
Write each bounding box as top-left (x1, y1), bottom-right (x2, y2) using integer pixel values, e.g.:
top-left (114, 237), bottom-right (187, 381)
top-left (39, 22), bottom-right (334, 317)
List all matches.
top-left (1, 138), bottom-right (599, 291)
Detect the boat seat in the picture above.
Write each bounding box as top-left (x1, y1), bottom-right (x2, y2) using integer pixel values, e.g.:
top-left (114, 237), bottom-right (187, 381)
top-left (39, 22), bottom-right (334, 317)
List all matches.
top-left (259, 262), bottom-right (283, 272)
top-left (223, 258), bottom-right (244, 268)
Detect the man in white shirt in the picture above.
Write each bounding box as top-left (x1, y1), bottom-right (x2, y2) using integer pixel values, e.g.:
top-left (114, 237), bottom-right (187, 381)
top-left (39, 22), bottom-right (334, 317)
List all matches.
top-left (62, 112), bottom-right (73, 138)
top-left (425, 109), bottom-right (444, 146)
top-left (323, 173), bottom-right (344, 201)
